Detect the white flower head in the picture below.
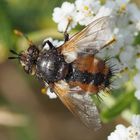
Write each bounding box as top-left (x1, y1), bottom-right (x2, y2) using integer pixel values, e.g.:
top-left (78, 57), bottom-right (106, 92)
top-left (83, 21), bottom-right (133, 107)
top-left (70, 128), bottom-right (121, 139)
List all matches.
top-left (108, 115), bottom-right (140, 140)
top-left (127, 3), bottom-right (140, 23)
top-left (53, 2), bottom-right (77, 32)
top-left (133, 73), bottom-right (140, 91)
top-left (75, 0), bottom-right (101, 25)
top-left (108, 124), bottom-right (127, 140)
top-left (105, 0), bottom-right (130, 14)
top-left (133, 72), bottom-right (140, 100)
top-left (126, 126), bottom-right (140, 140)
top-left (95, 6), bottom-right (112, 18)
top-left (136, 58), bottom-right (140, 70)
top-left (135, 90), bottom-right (140, 101)
top-left (114, 71), bottom-right (129, 89)
top-left (136, 21), bottom-right (140, 31)
top-left (115, 0), bottom-right (130, 9)
top-left (119, 46), bottom-right (136, 68)
top-left (126, 115), bottom-right (140, 140)
top-left (51, 0), bottom-right (140, 96)
top-left (132, 115), bottom-right (140, 129)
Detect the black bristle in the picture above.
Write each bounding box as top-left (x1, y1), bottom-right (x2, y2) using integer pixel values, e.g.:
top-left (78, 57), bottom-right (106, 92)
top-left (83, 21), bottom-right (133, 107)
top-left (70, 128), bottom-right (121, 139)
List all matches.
top-left (104, 56), bottom-right (113, 63)
top-left (102, 56), bottom-right (120, 93)
top-left (96, 93), bottom-right (103, 103)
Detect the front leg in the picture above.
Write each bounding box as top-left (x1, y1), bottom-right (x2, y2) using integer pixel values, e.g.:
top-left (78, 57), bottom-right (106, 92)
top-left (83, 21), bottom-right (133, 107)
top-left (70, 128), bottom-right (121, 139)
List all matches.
top-left (64, 20), bottom-right (71, 42)
top-left (64, 32), bottom-right (69, 42)
top-left (42, 40), bottom-right (55, 50)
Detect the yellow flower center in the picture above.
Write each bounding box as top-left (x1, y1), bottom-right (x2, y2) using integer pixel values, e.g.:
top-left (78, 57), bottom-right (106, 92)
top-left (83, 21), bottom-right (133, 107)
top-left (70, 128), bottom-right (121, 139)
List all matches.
top-left (84, 6), bottom-right (89, 11)
top-left (119, 4), bottom-right (126, 13)
top-left (128, 127), bottom-right (140, 140)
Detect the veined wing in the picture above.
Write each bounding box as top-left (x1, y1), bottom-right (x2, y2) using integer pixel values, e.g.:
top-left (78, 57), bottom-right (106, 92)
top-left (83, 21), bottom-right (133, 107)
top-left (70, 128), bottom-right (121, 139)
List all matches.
top-left (60, 16), bottom-right (115, 63)
top-left (53, 80), bottom-right (101, 130)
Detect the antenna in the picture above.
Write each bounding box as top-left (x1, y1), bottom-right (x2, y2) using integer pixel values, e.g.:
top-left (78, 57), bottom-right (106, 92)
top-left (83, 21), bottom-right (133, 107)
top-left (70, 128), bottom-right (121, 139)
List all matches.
top-left (8, 56), bottom-right (19, 59)
top-left (10, 49), bottom-right (19, 55)
top-left (8, 49), bottom-right (20, 60)
top-left (14, 29), bottom-right (33, 46)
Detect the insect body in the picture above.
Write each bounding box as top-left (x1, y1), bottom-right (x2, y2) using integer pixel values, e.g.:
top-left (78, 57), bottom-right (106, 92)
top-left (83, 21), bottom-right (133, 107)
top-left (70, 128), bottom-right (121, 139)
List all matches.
top-left (9, 16), bottom-right (116, 130)
top-left (36, 47), bottom-right (69, 83)
top-left (66, 54), bottom-right (112, 93)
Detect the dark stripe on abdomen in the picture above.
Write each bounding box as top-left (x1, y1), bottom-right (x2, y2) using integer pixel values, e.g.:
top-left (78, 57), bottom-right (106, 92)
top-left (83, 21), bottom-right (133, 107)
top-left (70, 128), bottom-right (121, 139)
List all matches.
top-left (66, 69), bottom-right (105, 86)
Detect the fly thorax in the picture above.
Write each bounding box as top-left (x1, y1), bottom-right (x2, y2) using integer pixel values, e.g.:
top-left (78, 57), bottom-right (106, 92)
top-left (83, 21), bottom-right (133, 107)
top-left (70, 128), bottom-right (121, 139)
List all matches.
top-left (36, 49), bottom-right (69, 83)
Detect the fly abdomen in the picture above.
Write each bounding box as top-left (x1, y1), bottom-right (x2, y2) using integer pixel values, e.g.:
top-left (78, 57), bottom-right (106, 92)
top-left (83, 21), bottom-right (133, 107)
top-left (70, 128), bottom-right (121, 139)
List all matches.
top-left (66, 54), bottom-right (113, 94)
top-left (67, 69), bottom-right (105, 85)
top-left (67, 68), bottom-right (110, 94)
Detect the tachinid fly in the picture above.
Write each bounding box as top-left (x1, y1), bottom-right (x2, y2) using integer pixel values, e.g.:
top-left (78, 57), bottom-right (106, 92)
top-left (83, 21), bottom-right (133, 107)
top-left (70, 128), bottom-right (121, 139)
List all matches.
top-left (9, 16), bottom-right (116, 130)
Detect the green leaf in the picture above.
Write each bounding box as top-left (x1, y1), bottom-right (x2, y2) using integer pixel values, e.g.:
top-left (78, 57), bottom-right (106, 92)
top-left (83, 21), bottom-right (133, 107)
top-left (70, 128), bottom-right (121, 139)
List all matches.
top-left (14, 119), bottom-right (37, 140)
top-left (100, 0), bottom-right (106, 5)
top-left (101, 90), bottom-right (135, 122)
top-left (130, 99), bottom-right (140, 114)
top-left (133, 32), bottom-right (140, 45)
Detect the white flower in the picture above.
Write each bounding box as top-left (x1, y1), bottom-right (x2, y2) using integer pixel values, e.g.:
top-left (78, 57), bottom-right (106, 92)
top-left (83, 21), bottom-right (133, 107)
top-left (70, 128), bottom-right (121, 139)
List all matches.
top-left (114, 72), bottom-right (129, 88)
top-left (136, 58), bottom-right (140, 70)
top-left (127, 3), bottom-right (140, 23)
top-left (126, 126), bottom-right (140, 140)
top-left (75, 0), bottom-right (101, 25)
top-left (135, 90), bottom-right (140, 100)
top-left (133, 73), bottom-right (140, 90)
top-left (136, 21), bottom-right (140, 31)
top-left (133, 72), bottom-right (140, 100)
top-left (108, 125), bottom-right (127, 140)
top-left (108, 115), bottom-right (140, 140)
top-left (132, 115), bottom-right (140, 129)
top-left (52, 2), bottom-right (77, 32)
top-left (127, 3), bottom-right (140, 35)
top-left (95, 6), bottom-right (112, 18)
top-left (119, 46), bottom-right (136, 68)
top-left (51, 0), bottom-right (140, 91)
top-left (104, 0), bottom-right (129, 15)
top-left (115, 0), bottom-right (130, 9)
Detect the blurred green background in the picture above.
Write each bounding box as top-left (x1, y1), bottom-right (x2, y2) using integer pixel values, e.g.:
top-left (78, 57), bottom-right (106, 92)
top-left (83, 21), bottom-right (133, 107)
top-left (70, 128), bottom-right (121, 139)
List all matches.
top-left (0, 0), bottom-right (140, 140)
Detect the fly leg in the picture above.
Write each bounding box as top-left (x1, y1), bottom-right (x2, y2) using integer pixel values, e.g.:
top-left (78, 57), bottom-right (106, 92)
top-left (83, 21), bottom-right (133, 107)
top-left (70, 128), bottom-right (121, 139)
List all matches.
top-left (64, 20), bottom-right (71, 42)
top-left (42, 39), bottom-right (55, 50)
top-left (64, 32), bottom-right (69, 42)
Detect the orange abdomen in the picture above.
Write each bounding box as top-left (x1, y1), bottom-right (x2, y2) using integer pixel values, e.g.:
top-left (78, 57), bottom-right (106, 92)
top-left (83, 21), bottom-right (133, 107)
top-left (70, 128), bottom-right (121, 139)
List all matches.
top-left (66, 54), bottom-right (112, 94)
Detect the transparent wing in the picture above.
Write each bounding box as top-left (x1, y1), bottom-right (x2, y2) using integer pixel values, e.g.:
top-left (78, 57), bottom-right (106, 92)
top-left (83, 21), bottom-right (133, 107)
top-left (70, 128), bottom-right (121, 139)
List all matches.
top-left (53, 81), bottom-right (101, 130)
top-left (60, 16), bottom-right (115, 63)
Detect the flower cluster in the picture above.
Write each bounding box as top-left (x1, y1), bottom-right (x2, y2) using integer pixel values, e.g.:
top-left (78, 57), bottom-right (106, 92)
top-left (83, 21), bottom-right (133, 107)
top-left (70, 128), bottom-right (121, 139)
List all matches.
top-left (133, 58), bottom-right (140, 100)
top-left (108, 115), bottom-right (140, 140)
top-left (51, 0), bottom-right (140, 100)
